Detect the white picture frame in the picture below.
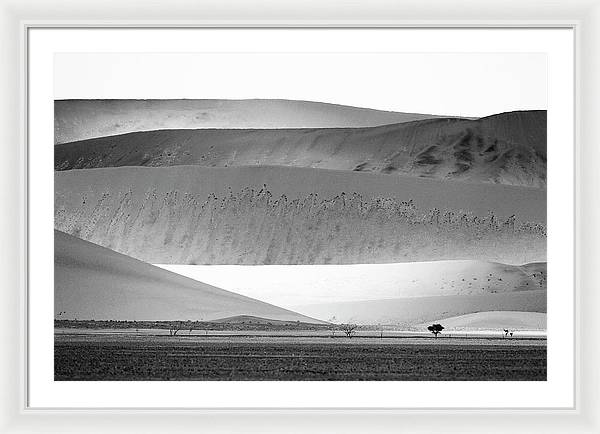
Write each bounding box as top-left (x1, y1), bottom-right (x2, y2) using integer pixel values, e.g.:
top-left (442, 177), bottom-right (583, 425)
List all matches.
top-left (1, 0), bottom-right (598, 432)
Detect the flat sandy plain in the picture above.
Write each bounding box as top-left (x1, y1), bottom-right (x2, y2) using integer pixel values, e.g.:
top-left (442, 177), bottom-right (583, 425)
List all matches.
top-left (54, 330), bottom-right (546, 381)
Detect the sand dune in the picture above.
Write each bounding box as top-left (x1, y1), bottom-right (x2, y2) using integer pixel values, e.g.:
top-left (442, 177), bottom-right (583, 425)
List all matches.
top-left (54, 165), bottom-right (546, 222)
top-left (54, 99), bottom-right (450, 144)
top-left (519, 262), bottom-right (547, 288)
top-left (55, 166), bottom-right (546, 265)
top-left (420, 311), bottom-right (546, 330)
top-left (292, 290), bottom-right (546, 326)
top-left (54, 230), bottom-right (324, 323)
top-left (55, 110), bottom-right (546, 187)
top-left (155, 260), bottom-right (547, 308)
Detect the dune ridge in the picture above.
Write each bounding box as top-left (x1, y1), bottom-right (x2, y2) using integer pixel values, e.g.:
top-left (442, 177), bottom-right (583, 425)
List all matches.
top-left (55, 110), bottom-right (546, 187)
top-left (54, 99), bottom-right (451, 144)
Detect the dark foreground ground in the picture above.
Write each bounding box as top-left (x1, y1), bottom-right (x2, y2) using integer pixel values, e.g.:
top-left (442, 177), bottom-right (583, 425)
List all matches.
top-left (55, 332), bottom-right (546, 381)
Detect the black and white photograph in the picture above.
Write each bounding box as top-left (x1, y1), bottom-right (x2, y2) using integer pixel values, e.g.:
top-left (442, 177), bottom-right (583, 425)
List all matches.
top-left (53, 51), bottom-right (547, 381)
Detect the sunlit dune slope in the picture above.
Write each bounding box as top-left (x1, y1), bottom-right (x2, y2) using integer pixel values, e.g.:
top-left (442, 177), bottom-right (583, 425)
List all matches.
top-left (54, 99), bottom-right (449, 144)
top-left (54, 230), bottom-right (325, 323)
top-left (420, 311), bottom-right (546, 331)
top-left (155, 260), bottom-right (547, 308)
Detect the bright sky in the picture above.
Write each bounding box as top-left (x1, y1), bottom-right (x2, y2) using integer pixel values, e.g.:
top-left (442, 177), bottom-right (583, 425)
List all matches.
top-left (55, 52), bottom-right (546, 118)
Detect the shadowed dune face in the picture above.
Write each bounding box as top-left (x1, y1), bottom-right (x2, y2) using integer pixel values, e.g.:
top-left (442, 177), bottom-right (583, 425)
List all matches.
top-left (55, 110), bottom-right (546, 187)
top-left (55, 166), bottom-right (546, 265)
top-left (54, 230), bottom-right (325, 323)
top-left (54, 99), bottom-right (450, 144)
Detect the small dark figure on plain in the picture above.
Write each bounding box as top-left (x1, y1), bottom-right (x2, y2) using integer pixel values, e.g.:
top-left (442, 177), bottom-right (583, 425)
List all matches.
top-left (503, 329), bottom-right (509, 338)
top-left (427, 324), bottom-right (444, 338)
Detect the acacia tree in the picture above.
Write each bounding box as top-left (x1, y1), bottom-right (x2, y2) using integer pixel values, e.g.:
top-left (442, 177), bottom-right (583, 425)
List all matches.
top-left (427, 323), bottom-right (444, 338)
top-left (341, 323), bottom-right (358, 338)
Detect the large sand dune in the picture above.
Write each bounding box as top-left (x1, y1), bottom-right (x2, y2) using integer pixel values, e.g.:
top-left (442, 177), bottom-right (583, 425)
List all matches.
top-left (55, 110), bottom-right (546, 187)
top-left (155, 260), bottom-right (547, 308)
top-left (54, 99), bottom-right (450, 144)
top-left (55, 166), bottom-right (546, 265)
top-left (54, 230), bottom-right (324, 323)
top-left (292, 290), bottom-right (546, 326)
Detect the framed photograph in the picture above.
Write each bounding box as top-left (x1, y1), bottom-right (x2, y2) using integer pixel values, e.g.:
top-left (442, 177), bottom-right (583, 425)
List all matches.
top-left (1, 0), bottom-right (598, 433)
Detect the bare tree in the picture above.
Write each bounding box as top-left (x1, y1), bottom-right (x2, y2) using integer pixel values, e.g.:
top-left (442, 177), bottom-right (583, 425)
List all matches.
top-left (169, 321), bottom-right (183, 336)
top-left (427, 323), bottom-right (444, 338)
top-left (341, 323), bottom-right (358, 338)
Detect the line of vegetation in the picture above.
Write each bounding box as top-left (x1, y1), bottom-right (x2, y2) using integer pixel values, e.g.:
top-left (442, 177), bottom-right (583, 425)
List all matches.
top-left (54, 319), bottom-right (330, 332)
top-left (55, 185), bottom-right (546, 265)
top-left (55, 320), bottom-right (532, 340)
